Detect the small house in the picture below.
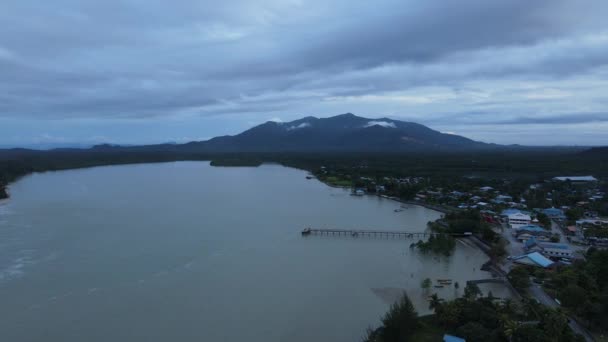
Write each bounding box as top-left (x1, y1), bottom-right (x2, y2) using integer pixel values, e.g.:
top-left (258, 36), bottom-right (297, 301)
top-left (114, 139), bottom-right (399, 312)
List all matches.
top-left (512, 252), bottom-right (554, 268)
top-left (542, 207), bottom-right (566, 220)
top-left (507, 212), bottom-right (532, 229)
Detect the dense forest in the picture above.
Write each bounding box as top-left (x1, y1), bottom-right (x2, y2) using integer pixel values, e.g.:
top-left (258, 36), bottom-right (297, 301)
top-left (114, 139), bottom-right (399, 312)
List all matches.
top-left (1, 147), bottom-right (607, 200)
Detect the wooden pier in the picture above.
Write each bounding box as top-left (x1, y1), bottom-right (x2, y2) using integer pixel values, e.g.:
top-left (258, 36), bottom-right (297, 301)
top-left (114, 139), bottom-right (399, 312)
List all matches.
top-left (301, 228), bottom-right (470, 239)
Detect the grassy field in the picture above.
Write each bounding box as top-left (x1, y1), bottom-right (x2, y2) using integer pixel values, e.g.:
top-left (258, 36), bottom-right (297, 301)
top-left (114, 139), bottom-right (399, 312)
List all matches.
top-left (323, 176), bottom-right (353, 187)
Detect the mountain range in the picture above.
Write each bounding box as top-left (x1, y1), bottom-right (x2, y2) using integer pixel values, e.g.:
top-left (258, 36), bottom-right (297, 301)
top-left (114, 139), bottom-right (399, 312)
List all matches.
top-left (161, 113), bottom-right (491, 153)
top-left (4, 114), bottom-right (603, 155)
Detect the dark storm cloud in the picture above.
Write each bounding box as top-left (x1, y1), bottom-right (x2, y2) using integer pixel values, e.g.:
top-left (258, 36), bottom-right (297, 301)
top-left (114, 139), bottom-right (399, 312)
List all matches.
top-left (1, 0), bottom-right (608, 145)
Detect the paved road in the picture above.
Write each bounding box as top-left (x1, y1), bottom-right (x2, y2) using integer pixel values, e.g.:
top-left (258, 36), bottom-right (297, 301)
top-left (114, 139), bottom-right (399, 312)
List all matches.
top-left (529, 283), bottom-right (594, 342)
top-left (550, 219), bottom-right (589, 257)
top-left (497, 221), bottom-right (523, 272)
top-left (497, 219), bottom-right (594, 340)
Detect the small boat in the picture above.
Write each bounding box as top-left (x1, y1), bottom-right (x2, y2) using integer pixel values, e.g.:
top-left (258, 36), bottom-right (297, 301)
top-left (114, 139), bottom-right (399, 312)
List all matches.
top-left (434, 285), bottom-right (444, 288)
top-left (394, 208), bottom-right (404, 212)
top-left (436, 279), bottom-right (452, 282)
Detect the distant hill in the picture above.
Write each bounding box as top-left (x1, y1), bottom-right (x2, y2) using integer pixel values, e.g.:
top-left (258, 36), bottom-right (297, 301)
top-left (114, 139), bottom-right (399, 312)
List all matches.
top-left (581, 146), bottom-right (608, 157)
top-left (178, 113), bottom-right (490, 153)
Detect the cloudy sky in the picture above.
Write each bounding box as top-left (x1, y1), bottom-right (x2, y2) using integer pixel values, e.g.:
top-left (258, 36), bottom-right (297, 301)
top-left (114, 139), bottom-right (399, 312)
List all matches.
top-left (1, 0), bottom-right (608, 147)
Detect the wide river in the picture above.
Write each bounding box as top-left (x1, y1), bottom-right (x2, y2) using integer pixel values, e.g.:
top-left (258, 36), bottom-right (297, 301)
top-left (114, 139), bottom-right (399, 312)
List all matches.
top-left (0, 162), bottom-right (503, 342)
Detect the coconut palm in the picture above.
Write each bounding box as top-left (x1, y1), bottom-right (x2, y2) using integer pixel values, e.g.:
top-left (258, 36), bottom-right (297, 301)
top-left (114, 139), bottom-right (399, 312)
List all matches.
top-left (501, 314), bottom-right (519, 342)
top-left (428, 293), bottom-right (442, 312)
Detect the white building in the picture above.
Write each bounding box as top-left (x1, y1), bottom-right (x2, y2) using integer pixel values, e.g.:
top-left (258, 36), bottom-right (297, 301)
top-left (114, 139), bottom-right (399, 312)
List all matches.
top-left (508, 212), bottom-right (531, 229)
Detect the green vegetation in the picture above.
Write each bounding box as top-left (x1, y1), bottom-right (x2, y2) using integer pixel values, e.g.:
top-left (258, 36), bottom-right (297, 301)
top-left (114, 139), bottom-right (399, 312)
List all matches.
top-left (421, 278), bottom-right (432, 292)
top-left (584, 227), bottom-right (608, 239)
top-left (427, 210), bottom-right (506, 260)
top-left (508, 267), bottom-right (531, 292)
top-left (538, 248), bottom-right (608, 333)
top-left (322, 175), bottom-right (353, 187)
top-left (463, 282), bottom-right (482, 299)
top-left (414, 235), bottom-right (456, 256)
top-left (440, 210), bottom-right (487, 235)
top-left (535, 212), bottom-right (551, 228)
top-left (1, 148), bottom-right (607, 201)
top-left (364, 293), bottom-right (419, 342)
top-left (364, 290), bottom-right (585, 342)
top-left (566, 207), bottom-right (585, 225)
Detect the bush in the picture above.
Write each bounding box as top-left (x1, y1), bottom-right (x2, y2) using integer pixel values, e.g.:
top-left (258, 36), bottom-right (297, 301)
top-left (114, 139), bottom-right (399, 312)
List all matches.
top-left (508, 267), bottom-right (531, 291)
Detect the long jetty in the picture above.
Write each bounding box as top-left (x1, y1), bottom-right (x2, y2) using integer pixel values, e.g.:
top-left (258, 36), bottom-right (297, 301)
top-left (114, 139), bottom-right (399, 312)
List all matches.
top-left (301, 228), bottom-right (471, 239)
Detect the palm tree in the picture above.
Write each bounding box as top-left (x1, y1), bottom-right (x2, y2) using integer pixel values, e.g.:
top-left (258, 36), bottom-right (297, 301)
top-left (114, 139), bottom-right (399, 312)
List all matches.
top-left (438, 301), bottom-right (461, 328)
top-left (501, 314), bottom-right (519, 342)
top-left (429, 293), bottom-right (442, 312)
top-left (500, 299), bottom-right (517, 316)
top-left (541, 309), bottom-right (568, 339)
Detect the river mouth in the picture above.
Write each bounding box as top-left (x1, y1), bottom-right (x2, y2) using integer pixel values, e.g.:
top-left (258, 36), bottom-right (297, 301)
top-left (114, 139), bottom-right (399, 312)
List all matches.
top-left (0, 161), bottom-right (496, 342)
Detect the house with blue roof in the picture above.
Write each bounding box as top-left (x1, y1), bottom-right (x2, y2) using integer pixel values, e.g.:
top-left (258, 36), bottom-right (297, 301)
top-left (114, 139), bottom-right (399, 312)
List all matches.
top-left (515, 225), bottom-right (545, 232)
top-left (444, 334), bottom-right (466, 342)
top-left (515, 227), bottom-right (551, 242)
top-left (541, 207), bottom-right (566, 219)
top-left (538, 242), bottom-right (573, 258)
top-left (512, 252), bottom-right (554, 268)
top-left (524, 239), bottom-right (573, 259)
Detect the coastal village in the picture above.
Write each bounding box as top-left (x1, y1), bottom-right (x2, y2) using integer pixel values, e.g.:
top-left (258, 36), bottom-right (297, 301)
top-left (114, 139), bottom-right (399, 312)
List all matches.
top-left (314, 166), bottom-right (607, 341)
top-left (318, 168), bottom-right (606, 260)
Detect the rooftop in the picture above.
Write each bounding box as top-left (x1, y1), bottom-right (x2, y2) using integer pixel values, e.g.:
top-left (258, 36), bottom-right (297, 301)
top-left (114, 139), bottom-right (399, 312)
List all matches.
top-left (508, 212), bottom-right (531, 220)
top-left (513, 252), bottom-right (554, 268)
top-left (542, 207), bottom-right (565, 216)
top-left (538, 242), bottom-right (570, 250)
top-left (444, 334), bottom-right (466, 342)
top-left (515, 225), bottom-right (545, 232)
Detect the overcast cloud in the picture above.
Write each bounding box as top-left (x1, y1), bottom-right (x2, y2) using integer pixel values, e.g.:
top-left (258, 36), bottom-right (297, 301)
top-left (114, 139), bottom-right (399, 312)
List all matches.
top-left (1, 0), bottom-right (608, 147)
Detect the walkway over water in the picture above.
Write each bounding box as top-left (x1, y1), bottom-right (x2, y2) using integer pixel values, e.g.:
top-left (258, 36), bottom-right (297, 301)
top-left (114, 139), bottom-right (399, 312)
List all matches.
top-left (301, 228), bottom-right (471, 239)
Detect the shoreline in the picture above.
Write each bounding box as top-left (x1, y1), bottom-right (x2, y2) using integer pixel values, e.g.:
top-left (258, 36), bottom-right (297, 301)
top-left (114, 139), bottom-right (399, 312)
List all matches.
top-left (387, 198), bottom-right (452, 214)
top-left (312, 175), bottom-right (454, 215)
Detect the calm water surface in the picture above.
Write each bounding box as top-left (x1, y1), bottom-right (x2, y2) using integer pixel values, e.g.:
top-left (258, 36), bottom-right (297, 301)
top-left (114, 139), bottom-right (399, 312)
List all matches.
top-left (0, 162), bottom-right (501, 342)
